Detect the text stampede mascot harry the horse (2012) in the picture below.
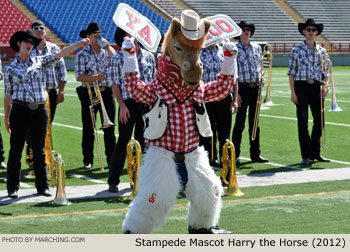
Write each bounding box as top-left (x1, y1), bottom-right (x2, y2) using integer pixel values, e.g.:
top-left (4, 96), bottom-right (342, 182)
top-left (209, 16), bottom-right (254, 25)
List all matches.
top-left (121, 10), bottom-right (238, 234)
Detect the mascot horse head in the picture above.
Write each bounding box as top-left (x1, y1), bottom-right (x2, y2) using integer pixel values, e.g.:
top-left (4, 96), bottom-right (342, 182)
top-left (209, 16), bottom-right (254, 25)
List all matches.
top-left (161, 10), bottom-right (211, 87)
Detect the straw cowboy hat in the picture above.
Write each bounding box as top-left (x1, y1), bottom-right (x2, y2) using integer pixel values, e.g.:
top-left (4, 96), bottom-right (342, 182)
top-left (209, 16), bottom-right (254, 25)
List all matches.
top-left (298, 18), bottom-right (323, 36)
top-left (180, 10), bottom-right (206, 40)
top-left (9, 30), bottom-right (42, 52)
top-left (79, 22), bottom-right (104, 38)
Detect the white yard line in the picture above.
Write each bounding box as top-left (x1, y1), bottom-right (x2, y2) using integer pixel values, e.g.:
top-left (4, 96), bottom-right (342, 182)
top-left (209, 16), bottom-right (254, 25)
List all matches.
top-left (0, 177), bottom-right (33, 188)
top-left (71, 174), bottom-right (106, 184)
top-left (239, 157), bottom-right (303, 170)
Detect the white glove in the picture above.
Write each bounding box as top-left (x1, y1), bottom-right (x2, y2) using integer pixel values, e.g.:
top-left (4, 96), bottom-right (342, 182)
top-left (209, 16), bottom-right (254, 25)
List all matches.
top-left (221, 42), bottom-right (238, 76)
top-left (122, 37), bottom-right (139, 74)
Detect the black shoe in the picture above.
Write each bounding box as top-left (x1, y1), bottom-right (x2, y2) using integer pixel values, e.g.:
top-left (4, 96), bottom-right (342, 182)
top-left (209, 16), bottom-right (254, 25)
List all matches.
top-left (236, 158), bottom-right (240, 165)
top-left (311, 156), bottom-right (330, 162)
top-left (8, 190), bottom-right (18, 198)
top-left (301, 158), bottom-right (310, 165)
top-left (108, 184), bottom-right (118, 193)
top-left (210, 160), bottom-right (221, 168)
top-left (37, 188), bottom-right (52, 197)
top-left (251, 156), bottom-right (269, 163)
top-left (188, 226), bottom-right (232, 234)
top-left (0, 161), bottom-right (6, 169)
top-left (83, 163), bottom-right (92, 169)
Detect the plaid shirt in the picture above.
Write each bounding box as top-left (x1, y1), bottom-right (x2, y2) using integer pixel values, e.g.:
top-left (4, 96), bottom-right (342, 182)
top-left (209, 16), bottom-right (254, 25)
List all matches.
top-left (107, 48), bottom-right (156, 100)
top-left (0, 58), bottom-right (2, 77)
top-left (200, 44), bottom-right (224, 83)
top-left (75, 46), bottom-right (114, 88)
top-left (4, 53), bottom-right (58, 103)
top-left (236, 41), bottom-right (262, 83)
top-left (288, 41), bottom-right (328, 81)
top-left (31, 41), bottom-right (67, 89)
top-left (125, 71), bottom-right (234, 153)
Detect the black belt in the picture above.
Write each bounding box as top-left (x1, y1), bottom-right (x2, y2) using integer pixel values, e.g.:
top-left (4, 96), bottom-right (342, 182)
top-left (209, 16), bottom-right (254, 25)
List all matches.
top-left (12, 100), bottom-right (45, 110)
top-left (239, 82), bottom-right (258, 88)
top-left (297, 80), bottom-right (321, 85)
top-left (174, 153), bottom-right (185, 162)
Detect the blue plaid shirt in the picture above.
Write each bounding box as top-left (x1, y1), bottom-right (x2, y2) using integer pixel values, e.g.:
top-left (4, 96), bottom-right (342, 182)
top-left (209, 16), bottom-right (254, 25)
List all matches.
top-left (4, 53), bottom-right (58, 103)
top-left (107, 48), bottom-right (156, 100)
top-left (200, 44), bottom-right (224, 83)
top-left (75, 45), bottom-right (115, 88)
top-left (288, 41), bottom-right (328, 81)
top-left (236, 41), bottom-right (262, 83)
top-left (31, 41), bottom-right (67, 89)
top-left (0, 58), bottom-right (2, 78)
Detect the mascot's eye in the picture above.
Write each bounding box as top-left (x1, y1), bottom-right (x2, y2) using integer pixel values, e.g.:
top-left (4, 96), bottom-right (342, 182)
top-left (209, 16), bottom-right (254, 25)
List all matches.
top-left (173, 45), bottom-right (183, 53)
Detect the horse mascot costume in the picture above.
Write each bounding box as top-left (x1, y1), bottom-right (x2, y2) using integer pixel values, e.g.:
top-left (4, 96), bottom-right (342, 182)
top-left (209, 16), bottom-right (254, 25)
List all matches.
top-left (121, 10), bottom-right (237, 234)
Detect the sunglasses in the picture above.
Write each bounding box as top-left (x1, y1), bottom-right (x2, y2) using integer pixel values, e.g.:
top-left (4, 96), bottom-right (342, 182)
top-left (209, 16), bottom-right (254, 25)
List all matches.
top-left (91, 33), bottom-right (102, 37)
top-left (33, 26), bottom-right (45, 31)
top-left (306, 28), bottom-right (316, 32)
top-left (242, 28), bottom-right (251, 32)
top-left (22, 39), bottom-right (35, 45)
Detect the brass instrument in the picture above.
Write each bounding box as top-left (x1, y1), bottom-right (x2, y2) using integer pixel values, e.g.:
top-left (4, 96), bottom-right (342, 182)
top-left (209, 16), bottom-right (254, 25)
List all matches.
top-left (252, 44), bottom-right (273, 141)
top-left (220, 139), bottom-right (243, 196)
top-left (87, 82), bottom-right (115, 170)
top-left (51, 153), bottom-right (70, 205)
top-left (262, 44), bottom-right (274, 105)
top-left (125, 139), bottom-right (142, 199)
top-left (320, 53), bottom-right (330, 148)
top-left (45, 91), bottom-right (53, 178)
top-left (321, 53), bottom-right (342, 112)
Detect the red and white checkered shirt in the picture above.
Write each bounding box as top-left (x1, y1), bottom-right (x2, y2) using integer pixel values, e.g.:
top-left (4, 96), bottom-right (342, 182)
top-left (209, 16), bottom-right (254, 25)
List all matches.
top-left (125, 60), bottom-right (234, 153)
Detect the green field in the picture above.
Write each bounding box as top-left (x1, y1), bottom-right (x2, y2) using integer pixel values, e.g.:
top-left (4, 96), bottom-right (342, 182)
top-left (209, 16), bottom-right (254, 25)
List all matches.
top-left (0, 67), bottom-right (349, 234)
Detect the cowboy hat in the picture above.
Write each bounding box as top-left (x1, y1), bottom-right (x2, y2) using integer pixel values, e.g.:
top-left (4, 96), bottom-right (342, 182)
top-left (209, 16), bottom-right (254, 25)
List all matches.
top-left (298, 18), bottom-right (323, 36)
top-left (9, 30), bottom-right (42, 52)
top-left (237, 20), bottom-right (255, 37)
top-left (180, 10), bottom-right (206, 40)
top-left (79, 22), bottom-right (103, 38)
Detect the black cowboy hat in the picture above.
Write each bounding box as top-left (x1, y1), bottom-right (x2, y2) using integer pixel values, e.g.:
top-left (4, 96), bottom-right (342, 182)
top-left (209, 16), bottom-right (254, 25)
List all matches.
top-left (298, 18), bottom-right (323, 36)
top-left (114, 27), bottom-right (127, 47)
top-left (31, 20), bottom-right (45, 29)
top-left (237, 20), bottom-right (255, 37)
top-left (9, 30), bottom-right (42, 52)
top-left (79, 22), bottom-right (103, 38)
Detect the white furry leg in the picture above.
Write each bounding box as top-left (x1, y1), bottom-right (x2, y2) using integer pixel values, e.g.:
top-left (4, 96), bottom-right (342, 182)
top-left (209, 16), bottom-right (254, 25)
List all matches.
top-left (184, 147), bottom-right (223, 229)
top-left (122, 146), bottom-right (181, 233)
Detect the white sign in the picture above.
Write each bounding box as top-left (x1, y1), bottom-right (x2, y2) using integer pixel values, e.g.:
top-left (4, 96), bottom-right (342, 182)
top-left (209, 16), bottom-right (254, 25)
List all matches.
top-left (205, 14), bottom-right (242, 47)
top-left (113, 3), bottom-right (162, 52)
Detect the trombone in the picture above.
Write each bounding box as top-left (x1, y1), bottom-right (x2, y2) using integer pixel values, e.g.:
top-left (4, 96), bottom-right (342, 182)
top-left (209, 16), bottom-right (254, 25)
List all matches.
top-left (262, 44), bottom-right (274, 105)
top-left (320, 53), bottom-right (331, 148)
top-left (125, 139), bottom-right (142, 199)
top-left (220, 140), bottom-right (243, 196)
top-left (251, 44), bottom-right (273, 141)
top-left (87, 82), bottom-right (115, 170)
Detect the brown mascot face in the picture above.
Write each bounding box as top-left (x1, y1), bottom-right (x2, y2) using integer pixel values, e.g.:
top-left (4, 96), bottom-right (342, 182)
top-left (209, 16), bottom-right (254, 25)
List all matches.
top-left (162, 18), bottom-right (211, 87)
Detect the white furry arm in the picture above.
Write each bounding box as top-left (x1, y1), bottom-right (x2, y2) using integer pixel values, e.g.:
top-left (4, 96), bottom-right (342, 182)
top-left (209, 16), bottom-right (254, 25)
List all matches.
top-left (221, 42), bottom-right (238, 76)
top-left (122, 37), bottom-right (139, 74)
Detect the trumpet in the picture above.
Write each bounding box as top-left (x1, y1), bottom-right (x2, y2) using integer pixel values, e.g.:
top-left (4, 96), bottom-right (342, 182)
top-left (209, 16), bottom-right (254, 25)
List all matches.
top-left (220, 139), bottom-right (243, 196)
top-left (51, 153), bottom-right (70, 206)
top-left (125, 139), bottom-right (142, 199)
top-left (252, 44), bottom-right (273, 141)
top-left (87, 82), bottom-right (115, 170)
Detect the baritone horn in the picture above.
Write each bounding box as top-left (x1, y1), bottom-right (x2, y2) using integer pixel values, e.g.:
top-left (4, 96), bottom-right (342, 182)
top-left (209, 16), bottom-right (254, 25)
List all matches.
top-left (252, 44), bottom-right (273, 141)
top-left (87, 82), bottom-right (115, 170)
top-left (221, 140), bottom-right (243, 196)
top-left (51, 153), bottom-right (70, 206)
top-left (125, 139), bottom-right (142, 199)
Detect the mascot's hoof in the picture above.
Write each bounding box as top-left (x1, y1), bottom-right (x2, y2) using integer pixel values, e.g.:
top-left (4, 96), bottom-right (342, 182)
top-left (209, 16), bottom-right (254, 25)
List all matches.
top-left (188, 226), bottom-right (232, 234)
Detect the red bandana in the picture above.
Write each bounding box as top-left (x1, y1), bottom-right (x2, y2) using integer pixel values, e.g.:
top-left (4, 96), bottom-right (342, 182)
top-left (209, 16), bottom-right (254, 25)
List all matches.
top-left (157, 55), bottom-right (198, 104)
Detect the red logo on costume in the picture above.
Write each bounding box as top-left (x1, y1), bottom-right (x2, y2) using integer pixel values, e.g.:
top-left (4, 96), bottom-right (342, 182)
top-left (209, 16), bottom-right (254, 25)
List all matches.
top-left (148, 193), bottom-right (157, 204)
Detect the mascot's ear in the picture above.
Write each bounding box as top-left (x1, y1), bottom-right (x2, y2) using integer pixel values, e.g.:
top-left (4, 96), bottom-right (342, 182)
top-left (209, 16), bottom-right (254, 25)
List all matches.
top-left (204, 19), bottom-right (211, 36)
top-left (171, 18), bottom-right (181, 39)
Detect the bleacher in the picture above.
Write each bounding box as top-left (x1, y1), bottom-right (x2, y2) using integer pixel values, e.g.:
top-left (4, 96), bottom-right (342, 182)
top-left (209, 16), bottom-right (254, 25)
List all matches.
top-left (0, 0), bottom-right (32, 44)
top-left (20, 0), bottom-right (170, 44)
top-left (183, 0), bottom-right (301, 42)
top-left (286, 0), bottom-right (350, 41)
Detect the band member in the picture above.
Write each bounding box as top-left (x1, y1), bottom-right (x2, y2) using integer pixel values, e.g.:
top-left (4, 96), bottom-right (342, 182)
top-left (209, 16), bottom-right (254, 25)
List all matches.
top-left (0, 58), bottom-right (6, 169)
top-left (288, 18), bottom-right (330, 165)
top-left (75, 22), bottom-right (116, 169)
top-left (107, 27), bottom-right (156, 193)
top-left (232, 21), bottom-right (269, 165)
top-left (199, 42), bottom-right (238, 167)
top-left (4, 29), bottom-right (89, 198)
top-left (25, 21), bottom-right (68, 168)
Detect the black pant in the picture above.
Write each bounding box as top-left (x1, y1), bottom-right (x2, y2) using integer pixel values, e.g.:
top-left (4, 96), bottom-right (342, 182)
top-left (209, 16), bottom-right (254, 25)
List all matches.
top-left (0, 122), bottom-right (5, 163)
top-left (7, 104), bottom-right (49, 192)
top-left (108, 99), bottom-right (145, 186)
top-left (77, 86), bottom-right (116, 166)
top-left (25, 89), bottom-right (58, 164)
top-left (232, 84), bottom-right (261, 159)
top-left (199, 94), bottom-right (232, 163)
top-left (294, 81), bottom-right (322, 159)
